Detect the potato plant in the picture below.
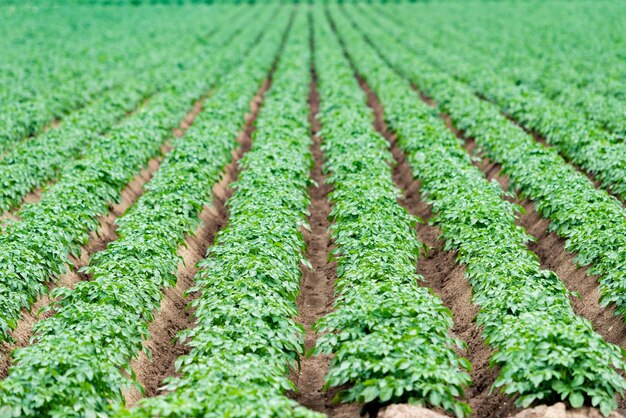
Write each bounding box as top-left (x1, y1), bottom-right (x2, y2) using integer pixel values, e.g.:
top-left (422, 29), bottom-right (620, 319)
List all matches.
top-left (0, 8), bottom-right (284, 418)
top-left (311, 9), bottom-right (471, 417)
top-left (331, 5), bottom-right (626, 416)
top-left (0, 3), bottom-right (271, 363)
top-left (125, 9), bottom-right (323, 418)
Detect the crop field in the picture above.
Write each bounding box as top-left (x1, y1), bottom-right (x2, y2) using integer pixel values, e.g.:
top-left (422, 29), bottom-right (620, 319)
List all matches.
top-left (0, 1), bottom-right (625, 417)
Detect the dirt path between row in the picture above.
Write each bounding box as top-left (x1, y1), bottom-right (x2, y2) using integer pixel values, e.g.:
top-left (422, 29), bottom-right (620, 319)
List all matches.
top-left (354, 75), bottom-right (517, 418)
top-left (291, 48), bottom-right (359, 417)
top-left (293, 54), bottom-right (334, 411)
top-left (418, 89), bottom-right (626, 415)
top-left (0, 95), bottom-right (207, 381)
top-left (125, 79), bottom-right (271, 406)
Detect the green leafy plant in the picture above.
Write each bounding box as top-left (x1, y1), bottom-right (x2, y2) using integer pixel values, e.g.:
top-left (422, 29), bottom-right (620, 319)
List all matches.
top-left (0, 5), bottom-right (265, 345)
top-left (350, 4), bottom-right (626, 326)
top-left (330, 5), bottom-right (626, 416)
top-left (0, 5), bottom-right (247, 215)
top-left (311, 8), bottom-right (471, 417)
top-left (371, 2), bottom-right (626, 140)
top-left (124, 9), bottom-right (323, 418)
top-left (0, 4), bottom-right (239, 151)
top-left (0, 8), bottom-right (284, 417)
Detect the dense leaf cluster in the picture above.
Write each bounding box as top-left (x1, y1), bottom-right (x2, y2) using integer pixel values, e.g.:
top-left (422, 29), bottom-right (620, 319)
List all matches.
top-left (311, 9), bottom-right (471, 417)
top-left (0, 5), bottom-right (246, 214)
top-left (125, 9), bottom-right (322, 418)
top-left (346, 6), bottom-right (626, 327)
top-left (369, 2), bottom-right (626, 139)
top-left (331, 5), bottom-right (626, 416)
top-left (0, 4), bottom-right (233, 150)
top-left (0, 9), bottom-right (259, 344)
top-left (0, 7), bottom-right (281, 418)
top-left (363, 9), bottom-right (626, 201)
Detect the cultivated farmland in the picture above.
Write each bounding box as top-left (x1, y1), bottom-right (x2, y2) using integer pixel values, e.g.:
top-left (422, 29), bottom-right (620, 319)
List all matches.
top-left (0, 1), bottom-right (625, 417)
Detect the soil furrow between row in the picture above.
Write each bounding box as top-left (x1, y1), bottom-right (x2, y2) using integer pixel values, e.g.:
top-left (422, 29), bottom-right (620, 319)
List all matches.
top-left (0, 95), bottom-right (207, 381)
top-left (420, 88), bottom-right (626, 415)
top-left (125, 79), bottom-right (270, 407)
top-left (292, 50), bottom-right (351, 417)
top-left (356, 75), bottom-right (517, 418)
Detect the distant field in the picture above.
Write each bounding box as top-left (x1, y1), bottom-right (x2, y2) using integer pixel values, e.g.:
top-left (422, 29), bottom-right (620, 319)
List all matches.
top-left (1, 2), bottom-right (626, 417)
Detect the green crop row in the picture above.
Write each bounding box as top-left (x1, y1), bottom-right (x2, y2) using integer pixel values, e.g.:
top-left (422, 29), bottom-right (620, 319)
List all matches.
top-left (344, 4), bottom-right (626, 326)
top-left (123, 9), bottom-right (323, 418)
top-left (311, 8), bottom-right (471, 417)
top-left (0, 5), bottom-right (230, 150)
top-left (356, 5), bottom-right (626, 202)
top-left (0, 8), bottom-right (272, 344)
top-left (0, 6), bottom-right (252, 214)
top-left (329, 5), bottom-right (626, 416)
top-left (385, 2), bottom-right (626, 101)
top-left (377, 6), bottom-right (626, 139)
top-left (370, 2), bottom-right (626, 138)
top-left (0, 9), bottom-right (285, 418)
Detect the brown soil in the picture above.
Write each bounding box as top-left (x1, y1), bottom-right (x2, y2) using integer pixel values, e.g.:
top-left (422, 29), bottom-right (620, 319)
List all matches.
top-left (358, 76), bottom-right (517, 418)
top-left (292, 58), bottom-right (335, 411)
top-left (0, 99), bottom-right (153, 223)
top-left (417, 90), bottom-right (626, 415)
top-left (0, 96), bottom-right (207, 381)
top-left (124, 80), bottom-right (269, 407)
top-left (290, 46), bottom-right (359, 417)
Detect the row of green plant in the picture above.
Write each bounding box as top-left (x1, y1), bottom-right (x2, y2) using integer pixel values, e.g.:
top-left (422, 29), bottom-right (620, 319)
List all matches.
top-left (0, 4), bottom-right (203, 125)
top-left (0, 6), bottom-right (250, 214)
top-left (345, 4), bottom-right (626, 328)
top-left (504, 70), bottom-right (626, 140)
top-left (393, 4), bottom-right (626, 139)
top-left (0, 7), bottom-right (275, 344)
top-left (0, 4), bottom-right (229, 150)
top-left (383, 2), bottom-right (626, 101)
top-left (329, 5), bottom-right (626, 416)
top-left (356, 5), bottom-right (626, 201)
top-left (369, 2), bottom-right (626, 138)
top-left (0, 10), bottom-right (286, 417)
top-left (121, 9), bottom-right (323, 418)
top-left (311, 8), bottom-right (471, 417)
